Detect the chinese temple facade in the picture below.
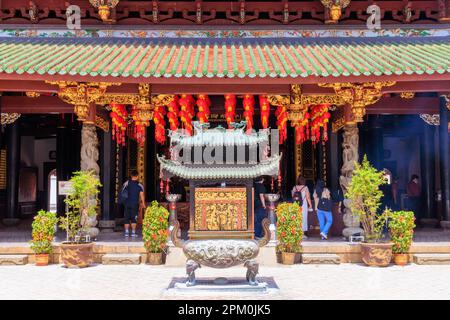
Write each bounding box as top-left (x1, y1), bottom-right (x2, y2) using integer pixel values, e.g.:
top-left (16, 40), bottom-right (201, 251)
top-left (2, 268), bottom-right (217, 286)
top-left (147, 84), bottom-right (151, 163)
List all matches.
top-left (0, 0), bottom-right (449, 236)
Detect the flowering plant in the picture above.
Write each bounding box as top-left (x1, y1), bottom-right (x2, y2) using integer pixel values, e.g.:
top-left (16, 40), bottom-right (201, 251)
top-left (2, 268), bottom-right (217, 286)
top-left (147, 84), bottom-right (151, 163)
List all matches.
top-left (275, 202), bottom-right (303, 253)
top-left (142, 201), bottom-right (170, 253)
top-left (30, 210), bottom-right (58, 254)
top-left (388, 210), bottom-right (416, 254)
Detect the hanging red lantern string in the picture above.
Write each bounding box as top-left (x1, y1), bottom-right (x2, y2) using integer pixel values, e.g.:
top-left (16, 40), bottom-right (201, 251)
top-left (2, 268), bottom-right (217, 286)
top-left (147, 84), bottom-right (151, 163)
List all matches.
top-left (259, 95), bottom-right (271, 129)
top-left (167, 96), bottom-right (180, 131)
top-left (196, 94), bottom-right (211, 124)
top-left (243, 94), bottom-right (255, 132)
top-left (224, 94), bottom-right (237, 128)
top-left (310, 104), bottom-right (331, 145)
top-left (110, 103), bottom-right (128, 146)
top-left (179, 94), bottom-right (195, 136)
top-left (275, 104), bottom-right (288, 144)
top-left (294, 111), bottom-right (310, 145)
top-left (131, 106), bottom-right (149, 146)
top-left (153, 105), bottom-right (166, 144)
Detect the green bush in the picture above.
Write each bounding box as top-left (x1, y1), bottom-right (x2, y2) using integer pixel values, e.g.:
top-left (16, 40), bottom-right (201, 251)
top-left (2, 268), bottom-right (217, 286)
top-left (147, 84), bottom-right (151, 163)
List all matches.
top-left (59, 171), bottom-right (102, 242)
top-left (388, 210), bottom-right (416, 254)
top-left (30, 210), bottom-right (58, 254)
top-left (142, 201), bottom-right (170, 253)
top-left (275, 202), bottom-right (303, 253)
top-left (346, 155), bottom-right (389, 242)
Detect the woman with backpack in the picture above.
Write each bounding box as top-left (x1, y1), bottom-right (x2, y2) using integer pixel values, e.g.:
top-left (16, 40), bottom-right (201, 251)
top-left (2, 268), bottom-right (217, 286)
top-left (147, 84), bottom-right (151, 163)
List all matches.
top-left (317, 187), bottom-right (333, 240)
top-left (291, 176), bottom-right (313, 238)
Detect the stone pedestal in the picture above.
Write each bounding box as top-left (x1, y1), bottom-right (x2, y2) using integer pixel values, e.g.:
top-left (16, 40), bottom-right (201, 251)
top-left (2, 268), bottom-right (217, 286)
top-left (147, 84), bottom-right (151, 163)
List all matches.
top-left (440, 221), bottom-right (450, 230)
top-left (265, 193), bottom-right (280, 244)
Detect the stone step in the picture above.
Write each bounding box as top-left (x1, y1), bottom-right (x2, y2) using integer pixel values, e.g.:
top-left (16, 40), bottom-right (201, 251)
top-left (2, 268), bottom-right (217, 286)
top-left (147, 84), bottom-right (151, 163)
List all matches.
top-left (102, 253), bottom-right (141, 265)
top-left (301, 253), bottom-right (341, 265)
top-left (0, 255), bottom-right (28, 265)
top-left (413, 254), bottom-right (450, 265)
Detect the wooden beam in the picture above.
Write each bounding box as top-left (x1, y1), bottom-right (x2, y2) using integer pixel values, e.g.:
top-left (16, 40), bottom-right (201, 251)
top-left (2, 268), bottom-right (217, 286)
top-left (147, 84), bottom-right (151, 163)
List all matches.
top-left (0, 94), bottom-right (440, 115)
top-left (0, 73), bottom-right (449, 89)
top-left (0, 96), bottom-right (73, 113)
top-left (366, 97), bottom-right (439, 114)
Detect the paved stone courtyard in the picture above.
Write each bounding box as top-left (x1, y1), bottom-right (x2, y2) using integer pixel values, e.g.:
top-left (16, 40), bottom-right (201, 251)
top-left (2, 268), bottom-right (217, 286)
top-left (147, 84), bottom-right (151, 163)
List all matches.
top-left (1, 263), bottom-right (450, 300)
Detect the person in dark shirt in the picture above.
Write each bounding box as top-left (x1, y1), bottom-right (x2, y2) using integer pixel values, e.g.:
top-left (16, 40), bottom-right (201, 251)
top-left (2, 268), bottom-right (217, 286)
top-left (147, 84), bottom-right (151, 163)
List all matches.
top-left (253, 177), bottom-right (267, 238)
top-left (317, 187), bottom-right (333, 240)
top-left (121, 170), bottom-right (145, 238)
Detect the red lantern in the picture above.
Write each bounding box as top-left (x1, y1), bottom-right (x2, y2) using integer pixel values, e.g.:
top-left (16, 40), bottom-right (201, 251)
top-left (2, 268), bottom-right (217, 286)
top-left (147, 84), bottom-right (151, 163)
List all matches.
top-left (153, 105), bottom-right (166, 144)
top-left (167, 96), bottom-right (180, 131)
top-left (224, 94), bottom-right (236, 128)
top-left (110, 104), bottom-right (128, 146)
top-left (259, 95), bottom-right (271, 129)
top-left (309, 104), bottom-right (331, 144)
top-left (131, 106), bottom-right (149, 146)
top-left (196, 94), bottom-right (211, 124)
top-left (275, 104), bottom-right (288, 144)
top-left (243, 94), bottom-right (255, 132)
top-left (179, 94), bottom-right (195, 135)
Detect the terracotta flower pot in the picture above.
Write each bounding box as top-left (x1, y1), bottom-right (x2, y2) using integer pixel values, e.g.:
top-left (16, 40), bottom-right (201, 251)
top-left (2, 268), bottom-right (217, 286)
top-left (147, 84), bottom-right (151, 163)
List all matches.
top-left (35, 253), bottom-right (49, 266)
top-left (360, 242), bottom-right (393, 267)
top-left (281, 252), bottom-right (296, 265)
top-left (394, 253), bottom-right (409, 266)
top-left (147, 252), bottom-right (164, 265)
top-left (60, 242), bottom-right (94, 268)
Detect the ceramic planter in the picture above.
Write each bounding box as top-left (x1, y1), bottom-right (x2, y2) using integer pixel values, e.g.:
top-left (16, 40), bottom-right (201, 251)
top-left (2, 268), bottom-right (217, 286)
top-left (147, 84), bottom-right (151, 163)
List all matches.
top-left (281, 252), bottom-right (296, 265)
top-left (60, 242), bottom-right (94, 268)
top-left (35, 253), bottom-right (49, 266)
top-left (147, 252), bottom-right (164, 265)
top-left (361, 242), bottom-right (393, 267)
top-left (393, 253), bottom-right (409, 266)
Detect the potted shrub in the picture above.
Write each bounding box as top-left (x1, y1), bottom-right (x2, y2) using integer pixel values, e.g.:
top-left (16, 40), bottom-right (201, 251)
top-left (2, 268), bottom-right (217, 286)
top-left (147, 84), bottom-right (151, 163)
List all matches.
top-left (275, 202), bottom-right (303, 265)
top-left (346, 156), bottom-right (392, 267)
top-left (142, 201), bottom-right (170, 265)
top-left (388, 210), bottom-right (416, 266)
top-left (59, 171), bottom-right (101, 268)
top-left (30, 210), bottom-right (58, 266)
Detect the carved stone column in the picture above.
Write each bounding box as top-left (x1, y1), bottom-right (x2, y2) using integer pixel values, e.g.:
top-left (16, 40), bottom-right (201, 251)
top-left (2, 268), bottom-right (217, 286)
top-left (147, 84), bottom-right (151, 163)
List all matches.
top-left (80, 123), bottom-right (100, 238)
top-left (339, 123), bottom-right (364, 237)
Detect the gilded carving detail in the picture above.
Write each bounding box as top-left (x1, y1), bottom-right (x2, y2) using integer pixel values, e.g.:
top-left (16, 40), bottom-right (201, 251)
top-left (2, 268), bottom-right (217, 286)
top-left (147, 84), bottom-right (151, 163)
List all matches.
top-left (194, 188), bottom-right (247, 231)
top-left (319, 82), bottom-right (396, 123)
top-left (95, 115), bottom-right (110, 132)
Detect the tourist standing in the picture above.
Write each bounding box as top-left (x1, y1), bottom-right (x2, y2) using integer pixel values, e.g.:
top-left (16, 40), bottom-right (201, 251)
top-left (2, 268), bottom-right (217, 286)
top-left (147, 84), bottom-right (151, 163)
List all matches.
top-left (253, 177), bottom-right (267, 238)
top-left (407, 174), bottom-right (421, 218)
top-left (317, 188), bottom-right (333, 240)
top-left (120, 170), bottom-right (146, 238)
top-left (292, 176), bottom-right (313, 237)
top-left (313, 179), bottom-right (325, 211)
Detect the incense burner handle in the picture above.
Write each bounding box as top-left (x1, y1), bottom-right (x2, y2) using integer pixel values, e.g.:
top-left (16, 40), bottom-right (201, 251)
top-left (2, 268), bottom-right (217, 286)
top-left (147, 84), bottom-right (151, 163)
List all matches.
top-left (171, 220), bottom-right (185, 248)
top-left (257, 218), bottom-right (271, 247)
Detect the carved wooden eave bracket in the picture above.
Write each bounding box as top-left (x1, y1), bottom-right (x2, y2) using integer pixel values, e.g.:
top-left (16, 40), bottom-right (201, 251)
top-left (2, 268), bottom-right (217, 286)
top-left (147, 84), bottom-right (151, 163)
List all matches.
top-left (318, 82), bottom-right (396, 124)
top-left (320, 0), bottom-right (351, 24)
top-left (46, 81), bottom-right (120, 122)
top-left (267, 84), bottom-right (345, 123)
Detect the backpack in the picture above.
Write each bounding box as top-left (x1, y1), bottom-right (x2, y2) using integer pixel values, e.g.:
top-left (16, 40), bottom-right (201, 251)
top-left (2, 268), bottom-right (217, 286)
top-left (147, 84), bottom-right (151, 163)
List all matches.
top-left (293, 186), bottom-right (306, 206)
top-left (118, 181), bottom-right (129, 205)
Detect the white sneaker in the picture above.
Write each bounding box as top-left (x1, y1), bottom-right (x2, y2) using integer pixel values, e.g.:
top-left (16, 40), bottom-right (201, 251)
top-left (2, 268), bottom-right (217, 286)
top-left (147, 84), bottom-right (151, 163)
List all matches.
top-left (320, 232), bottom-right (328, 240)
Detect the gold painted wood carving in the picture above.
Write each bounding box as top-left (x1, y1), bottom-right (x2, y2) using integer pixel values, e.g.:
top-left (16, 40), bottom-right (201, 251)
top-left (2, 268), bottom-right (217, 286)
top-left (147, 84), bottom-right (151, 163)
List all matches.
top-left (0, 150), bottom-right (6, 189)
top-left (194, 187), bottom-right (247, 231)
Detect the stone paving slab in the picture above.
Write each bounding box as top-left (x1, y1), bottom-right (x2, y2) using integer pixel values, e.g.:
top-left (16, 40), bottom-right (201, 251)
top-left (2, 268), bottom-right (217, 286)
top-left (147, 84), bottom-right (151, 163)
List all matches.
top-left (413, 254), bottom-right (450, 265)
top-left (0, 255), bottom-right (28, 265)
top-left (102, 254), bottom-right (141, 265)
top-left (1, 264), bottom-right (450, 299)
top-left (302, 253), bottom-right (341, 264)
